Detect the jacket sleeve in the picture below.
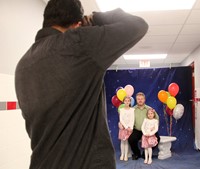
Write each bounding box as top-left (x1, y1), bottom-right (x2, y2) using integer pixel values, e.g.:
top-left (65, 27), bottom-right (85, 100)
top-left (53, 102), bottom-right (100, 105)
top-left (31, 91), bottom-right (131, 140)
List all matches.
top-left (119, 110), bottom-right (128, 129)
top-left (141, 118), bottom-right (147, 135)
top-left (149, 119), bottom-right (159, 136)
top-left (78, 8), bottom-right (148, 70)
top-left (129, 108), bottom-right (135, 129)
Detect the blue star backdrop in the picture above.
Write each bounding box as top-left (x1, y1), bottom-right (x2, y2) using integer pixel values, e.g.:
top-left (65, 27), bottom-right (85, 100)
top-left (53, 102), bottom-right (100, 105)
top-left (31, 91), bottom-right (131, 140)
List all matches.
top-left (104, 66), bottom-right (194, 153)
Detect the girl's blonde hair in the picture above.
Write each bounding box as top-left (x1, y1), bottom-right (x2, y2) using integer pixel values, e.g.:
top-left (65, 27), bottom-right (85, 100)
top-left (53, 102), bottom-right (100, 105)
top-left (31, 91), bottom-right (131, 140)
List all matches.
top-left (147, 108), bottom-right (156, 119)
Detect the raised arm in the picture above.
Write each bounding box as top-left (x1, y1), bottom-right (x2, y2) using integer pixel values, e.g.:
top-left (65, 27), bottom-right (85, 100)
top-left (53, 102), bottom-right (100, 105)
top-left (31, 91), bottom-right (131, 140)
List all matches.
top-left (79, 8), bottom-right (148, 70)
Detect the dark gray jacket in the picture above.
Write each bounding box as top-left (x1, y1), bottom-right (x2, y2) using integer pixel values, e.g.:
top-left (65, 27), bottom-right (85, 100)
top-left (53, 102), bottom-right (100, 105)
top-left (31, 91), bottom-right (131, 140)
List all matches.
top-left (15, 9), bottom-right (148, 169)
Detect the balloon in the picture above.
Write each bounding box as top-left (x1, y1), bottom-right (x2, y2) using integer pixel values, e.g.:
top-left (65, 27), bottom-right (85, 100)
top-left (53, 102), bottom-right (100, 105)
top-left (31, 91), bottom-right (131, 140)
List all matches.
top-left (117, 89), bottom-right (127, 101)
top-left (167, 96), bottom-right (177, 110)
top-left (116, 86), bottom-right (123, 94)
top-left (118, 104), bottom-right (125, 112)
top-left (166, 106), bottom-right (173, 116)
top-left (166, 92), bottom-right (171, 97)
top-left (124, 85), bottom-right (134, 97)
top-left (111, 95), bottom-right (122, 107)
top-left (168, 83), bottom-right (179, 97)
top-left (158, 90), bottom-right (168, 103)
top-left (130, 97), bottom-right (135, 107)
top-left (173, 104), bottom-right (184, 120)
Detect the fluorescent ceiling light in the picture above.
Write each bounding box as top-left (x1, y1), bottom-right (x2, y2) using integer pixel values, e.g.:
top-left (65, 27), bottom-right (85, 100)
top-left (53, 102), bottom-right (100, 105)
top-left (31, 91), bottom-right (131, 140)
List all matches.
top-left (96, 0), bottom-right (196, 12)
top-left (123, 54), bottom-right (167, 60)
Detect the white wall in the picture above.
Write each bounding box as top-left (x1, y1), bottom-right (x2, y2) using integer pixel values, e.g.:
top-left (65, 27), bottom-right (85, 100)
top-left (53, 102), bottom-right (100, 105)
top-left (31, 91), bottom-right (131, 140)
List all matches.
top-left (0, 0), bottom-right (100, 76)
top-left (0, 73), bottom-right (31, 169)
top-left (0, 0), bottom-right (45, 75)
top-left (182, 45), bottom-right (200, 150)
top-left (0, 0), bottom-right (45, 167)
top-left (0, 110), bottom-right (31, 169)
top-left (0, 74), bottom-right (17, 101)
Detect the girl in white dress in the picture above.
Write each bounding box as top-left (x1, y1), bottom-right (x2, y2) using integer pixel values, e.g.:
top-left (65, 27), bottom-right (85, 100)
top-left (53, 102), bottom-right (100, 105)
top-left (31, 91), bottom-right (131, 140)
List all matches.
top-left (141, 108), bottom-right (159, 164)
top-left (118, 97), bottom-right (135, 161)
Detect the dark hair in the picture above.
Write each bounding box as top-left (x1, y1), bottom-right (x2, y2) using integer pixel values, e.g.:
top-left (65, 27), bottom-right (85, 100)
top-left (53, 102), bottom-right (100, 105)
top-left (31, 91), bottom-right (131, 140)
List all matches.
top-left (123, 96), bottom-right (131, 107)
top-left (123, 96), bottom-right (131, 102)
top-left (43, 0), bottom-right (84, 28)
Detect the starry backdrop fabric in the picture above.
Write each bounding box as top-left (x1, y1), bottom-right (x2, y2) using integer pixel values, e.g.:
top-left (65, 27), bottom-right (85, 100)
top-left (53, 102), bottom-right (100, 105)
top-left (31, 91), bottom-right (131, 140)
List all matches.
top-left (104, 66), bottom-right (194, 153)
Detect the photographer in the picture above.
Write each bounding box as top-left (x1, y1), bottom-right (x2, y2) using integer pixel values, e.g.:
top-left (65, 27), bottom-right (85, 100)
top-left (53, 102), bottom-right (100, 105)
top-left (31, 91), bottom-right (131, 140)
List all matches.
top-left (15, 0), bottom-right (148, 168)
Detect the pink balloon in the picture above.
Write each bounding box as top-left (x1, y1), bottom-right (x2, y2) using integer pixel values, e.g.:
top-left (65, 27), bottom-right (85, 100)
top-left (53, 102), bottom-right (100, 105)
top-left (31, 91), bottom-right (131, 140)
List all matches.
top-left (124, 85), bottom-right (134, 97)
top-left (168, 83), bottom-right (179, 97)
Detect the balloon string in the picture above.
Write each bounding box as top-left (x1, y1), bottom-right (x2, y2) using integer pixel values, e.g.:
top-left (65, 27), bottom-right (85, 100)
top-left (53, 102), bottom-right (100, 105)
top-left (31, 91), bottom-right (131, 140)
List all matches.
top-left (163, 105), bottom-right (170, 136)
top-left (170, 115), bottom-right (172, 136)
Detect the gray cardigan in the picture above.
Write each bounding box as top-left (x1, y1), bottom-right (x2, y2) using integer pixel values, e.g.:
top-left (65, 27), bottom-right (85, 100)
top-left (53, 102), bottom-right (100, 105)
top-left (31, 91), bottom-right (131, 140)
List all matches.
top-left (15, 8), bottom-right (148, 169)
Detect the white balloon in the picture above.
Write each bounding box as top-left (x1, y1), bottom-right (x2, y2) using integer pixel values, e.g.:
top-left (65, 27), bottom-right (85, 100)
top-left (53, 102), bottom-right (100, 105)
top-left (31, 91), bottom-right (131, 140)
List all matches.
top-left (173, 104), bottom-right (184, 120)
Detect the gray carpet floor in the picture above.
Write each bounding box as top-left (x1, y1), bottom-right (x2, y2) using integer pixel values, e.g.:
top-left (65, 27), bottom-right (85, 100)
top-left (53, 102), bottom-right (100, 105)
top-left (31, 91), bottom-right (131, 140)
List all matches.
top-left (116, 150), bottom-right (200, 169)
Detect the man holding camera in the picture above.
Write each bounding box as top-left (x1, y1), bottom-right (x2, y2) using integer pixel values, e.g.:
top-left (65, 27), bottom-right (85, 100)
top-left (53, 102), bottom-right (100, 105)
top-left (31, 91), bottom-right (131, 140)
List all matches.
top-left (15, 0), bottom-right (148, 168)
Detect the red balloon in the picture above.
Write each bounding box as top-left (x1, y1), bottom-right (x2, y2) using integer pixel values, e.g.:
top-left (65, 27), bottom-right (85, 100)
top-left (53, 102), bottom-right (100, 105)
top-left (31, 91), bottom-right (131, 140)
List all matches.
top-left (168, 83), bottom-right (179, 97)
top-left (166, 106), bottom-right (173, 116)
top-left (111, 95), bottom-right (122, 107)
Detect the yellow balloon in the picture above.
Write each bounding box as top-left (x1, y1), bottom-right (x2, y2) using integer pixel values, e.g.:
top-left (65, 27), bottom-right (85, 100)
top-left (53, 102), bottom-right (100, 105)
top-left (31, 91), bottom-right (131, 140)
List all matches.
top-left (117, 89), bottom-right (127, 101)
top-left (167, 96), bottom-right (177, 110)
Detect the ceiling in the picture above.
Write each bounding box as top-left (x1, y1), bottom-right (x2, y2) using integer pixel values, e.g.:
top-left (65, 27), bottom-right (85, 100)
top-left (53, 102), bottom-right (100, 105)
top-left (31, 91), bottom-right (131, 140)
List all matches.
top-left (3, 0), bottom-right (199, 75)
top-left (79, 0), bottom-right (200, 69)
top-left (1, 0), bottom-right (199, 76)
top-left (45, 0), bottom-right (200, 69)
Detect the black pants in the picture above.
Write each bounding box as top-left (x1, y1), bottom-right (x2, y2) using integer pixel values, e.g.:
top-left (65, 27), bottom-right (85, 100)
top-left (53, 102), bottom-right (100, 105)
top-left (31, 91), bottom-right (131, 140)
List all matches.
top-left (128, 129), bottom-right (160, 156)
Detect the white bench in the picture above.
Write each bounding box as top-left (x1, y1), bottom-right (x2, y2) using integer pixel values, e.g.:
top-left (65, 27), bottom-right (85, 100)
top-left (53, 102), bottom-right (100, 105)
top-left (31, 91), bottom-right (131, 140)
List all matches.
top-left (158, 136), bottom-right (177, 160)
top-left (127, 136), bottom-right (177, 160)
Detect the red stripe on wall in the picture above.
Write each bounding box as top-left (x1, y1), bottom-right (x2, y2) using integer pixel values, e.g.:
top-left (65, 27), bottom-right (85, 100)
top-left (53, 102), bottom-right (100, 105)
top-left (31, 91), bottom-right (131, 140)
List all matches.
top-left (7, 102), bottom-right (17, 110)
